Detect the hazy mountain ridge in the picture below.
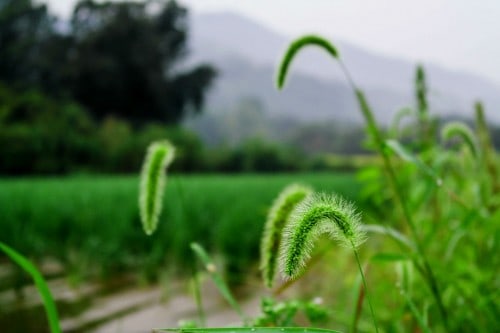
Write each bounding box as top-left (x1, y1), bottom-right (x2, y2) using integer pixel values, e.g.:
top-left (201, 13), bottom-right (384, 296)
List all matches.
top-left (187, 12), bottom-right (500, 124)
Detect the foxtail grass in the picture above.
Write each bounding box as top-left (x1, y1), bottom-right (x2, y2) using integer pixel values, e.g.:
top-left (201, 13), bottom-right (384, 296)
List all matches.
top-left (279, 193), bottom-right (377, 332)
top-left (139, 140), bottom-right (175, 236)
top-left (260, 184), bottom-right (312, 288)
top-left (276, 34), bottom-right (448, 328)
top-left (441, 122), bottom-right (479, 158)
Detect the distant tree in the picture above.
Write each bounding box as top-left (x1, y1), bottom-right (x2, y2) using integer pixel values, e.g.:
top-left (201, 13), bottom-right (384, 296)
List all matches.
top-left (0, 0), bottom-right (55, 89)
top-left (65, 0), bottom-right (216, 124)
top-left (0, 0), bottom-right (217, 125)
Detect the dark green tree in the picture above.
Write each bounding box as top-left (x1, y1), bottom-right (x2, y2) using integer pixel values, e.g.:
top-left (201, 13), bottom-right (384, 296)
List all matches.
top-left (0, 0), bottom-right (216, 125)
top-left (65, 0), bottom-right (216, 124)
top-left (0, 0), bottom-right (55, 89)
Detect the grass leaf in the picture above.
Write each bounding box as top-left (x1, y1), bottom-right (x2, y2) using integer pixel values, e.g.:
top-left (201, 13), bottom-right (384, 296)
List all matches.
top-left (385, 139), bottom-right (442, 186)
top-left (153, 327), bottom-right (342, 333)
top-left (190, 242), bottom-right (246, 321)
top-left (0, 241), bottom-right (61, 333)
top-left (371, 253), bottom-right (410, 263)
top-left (362, 224), bottom-right (415, 251)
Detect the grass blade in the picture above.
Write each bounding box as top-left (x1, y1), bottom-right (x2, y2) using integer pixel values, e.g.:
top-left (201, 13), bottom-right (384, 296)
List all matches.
top-left (153, 327), bottom-right (342, 333)
top-left (385, 139), bottom-right (442, 186)
top-left (190, 242), bottom-right (246, 321)
top-left (362, 224), bottom-right (415, 251)
top-left (0, 241), bottom-right (61, 333)
top-left (371, 253), bottom-right (410, 263)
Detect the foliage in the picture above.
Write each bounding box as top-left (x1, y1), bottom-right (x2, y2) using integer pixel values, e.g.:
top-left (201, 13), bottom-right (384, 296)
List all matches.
top-left (0, 241), bottom-right (61, 333)
top-left (273, 34), bottom-right (499, 332)
top-left (252, 297), bottom-right (330, 327)
top-left (158, 33), bottom-right (495, 333)
top-left (0, 83), bottom-right (208, 175)
top-left (0, 0), bottom-right (216, 124)
top-left (0, 0), bottom-right (54, 90)
top-left (227, 139), bottom-right (305, 172)
top-left (2, 11), bottom-right (499, 333)
top-left (0, 83), bottom-right (99, 174)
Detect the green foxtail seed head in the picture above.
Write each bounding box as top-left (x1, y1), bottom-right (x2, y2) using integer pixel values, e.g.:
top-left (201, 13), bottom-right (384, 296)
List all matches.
top-left (139, 140), bottom-right (175, 236)
top-left (475, 100), bottom-right (495, 154)
top-left (389, 107), bottom-right (415, 138)
top-left (260, 184), bottom-right (312, 288)
top-left (280, 193), bottom-right (366, 279)
top-left (415, 65), bottom-right (428, 114)
top-left (441, 121), bottom-right (479, 158)
top-left (276, 35), bottom-right (339, 89)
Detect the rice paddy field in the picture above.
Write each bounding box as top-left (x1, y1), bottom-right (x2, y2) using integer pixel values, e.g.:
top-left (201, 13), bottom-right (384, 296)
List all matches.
top-left (0, 173), bottom-right (359, 284)
top-left (0, 173), bottom-right (362, 332)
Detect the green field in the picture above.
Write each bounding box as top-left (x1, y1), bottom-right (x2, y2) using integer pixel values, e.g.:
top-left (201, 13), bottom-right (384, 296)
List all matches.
top-left (0, 172), bottom-right (359, 283)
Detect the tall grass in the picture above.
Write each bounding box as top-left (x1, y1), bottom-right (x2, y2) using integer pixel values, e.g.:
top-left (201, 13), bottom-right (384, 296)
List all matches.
top-left (272, 33), bottom-right (499, 332)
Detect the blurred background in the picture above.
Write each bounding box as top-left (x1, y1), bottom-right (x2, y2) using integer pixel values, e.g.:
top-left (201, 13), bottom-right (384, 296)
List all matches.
top-left (0, 0), bottom-right (499, 332)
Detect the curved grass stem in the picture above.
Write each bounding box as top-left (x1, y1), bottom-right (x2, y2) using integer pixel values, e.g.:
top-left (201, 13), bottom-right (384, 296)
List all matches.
top-left (339, 62), bottom-right (449, 330)
top-left (353, 249), bottom-right (379, 333)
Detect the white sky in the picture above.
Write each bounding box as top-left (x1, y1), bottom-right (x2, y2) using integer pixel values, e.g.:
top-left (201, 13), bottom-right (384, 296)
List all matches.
top-left (43, 0), bottom-right (500, 86)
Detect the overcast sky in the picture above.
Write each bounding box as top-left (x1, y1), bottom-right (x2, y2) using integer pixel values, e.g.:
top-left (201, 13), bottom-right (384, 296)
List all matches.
top-left (43, 0), bottom-right (500, 86)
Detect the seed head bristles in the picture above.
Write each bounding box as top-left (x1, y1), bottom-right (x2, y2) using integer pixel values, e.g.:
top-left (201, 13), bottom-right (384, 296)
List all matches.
top-left (139, 140), bottom-right (175, 236)
top-left (260, 184), bottom-right (312, 288)
top-left (276, 35), bottom-right (339, 89)
top-left (441, 121), bottom-right (479, 158)
top-left (280, 193), bottom-right (366, 279)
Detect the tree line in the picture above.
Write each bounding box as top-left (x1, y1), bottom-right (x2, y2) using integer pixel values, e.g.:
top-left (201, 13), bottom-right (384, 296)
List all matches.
top-left (1, 0), bottom-right (216, 124)
top-left (0, 0), bottom-right (221, 174)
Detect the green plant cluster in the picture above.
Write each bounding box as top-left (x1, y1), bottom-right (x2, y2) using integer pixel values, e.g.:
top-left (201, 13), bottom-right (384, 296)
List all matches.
top-left (253, 297), bottom-right (330, 327)
top-left (358, 94), bottom-right (500, 331)
top-left (272, 35), bottom-right (499, 332)
top-left (159, 34), bottom-right (497, 333)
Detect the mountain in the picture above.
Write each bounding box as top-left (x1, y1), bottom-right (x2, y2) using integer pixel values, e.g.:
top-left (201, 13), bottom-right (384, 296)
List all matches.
top-left (185, 12), bottom-right (500, 124)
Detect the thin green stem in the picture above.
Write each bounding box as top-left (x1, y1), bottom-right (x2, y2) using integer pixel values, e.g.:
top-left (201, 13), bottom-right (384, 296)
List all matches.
top-left (338, 62), bottom-right (448, 329)
top-left (192, 271), bottom-right (206, 327)
top-left (350, 274), bottom-right (363, 333)
top-left (353, 249), bottom-right (378, 333)
top-left (400, 286), bottom-right (432, 333)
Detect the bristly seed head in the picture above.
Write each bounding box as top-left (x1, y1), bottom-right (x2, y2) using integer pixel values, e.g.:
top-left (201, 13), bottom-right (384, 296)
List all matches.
top-left (280, 192), bottom-right (366, 279)
top-left (441, 121), bottom-right (479, 158)
top-left (260, 184), bottom-right (312, 288)
top-left (139, 140), bottom-right (175, 236)
top-left (276, 35), bottom-right (339, 90)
